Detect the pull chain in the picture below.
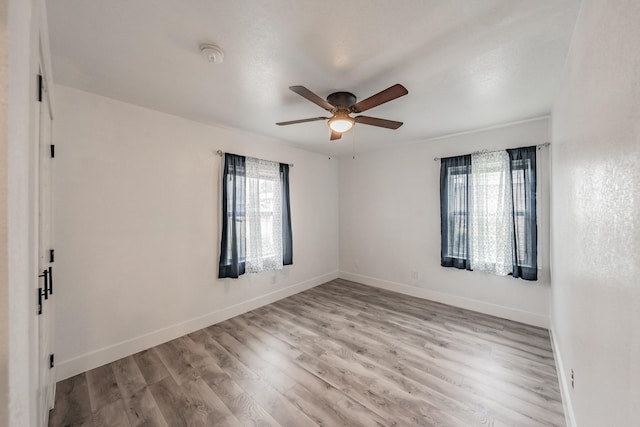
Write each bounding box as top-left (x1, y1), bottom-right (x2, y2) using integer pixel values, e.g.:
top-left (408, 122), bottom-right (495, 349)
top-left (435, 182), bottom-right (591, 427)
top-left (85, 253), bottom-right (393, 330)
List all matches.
top-left (351, 125), bottom-right (356, 159)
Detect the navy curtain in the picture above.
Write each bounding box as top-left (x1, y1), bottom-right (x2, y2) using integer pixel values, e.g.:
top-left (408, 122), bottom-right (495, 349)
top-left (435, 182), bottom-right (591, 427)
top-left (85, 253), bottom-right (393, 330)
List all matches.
top-left (219, 153), bottom-right (246, 278)
top-left (280, 164), bottom-right (293, 265)
top-left (507, 146), bottom-right (538, 280)
top-left (440, 155), bottom-right (472, 270)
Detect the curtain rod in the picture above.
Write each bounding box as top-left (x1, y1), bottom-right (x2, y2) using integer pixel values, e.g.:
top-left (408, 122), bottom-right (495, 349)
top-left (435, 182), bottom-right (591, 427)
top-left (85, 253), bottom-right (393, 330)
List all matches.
top-left (216, 150), bottom-right (294, 167)
top-left (433, 142), bottom-right (550, 162)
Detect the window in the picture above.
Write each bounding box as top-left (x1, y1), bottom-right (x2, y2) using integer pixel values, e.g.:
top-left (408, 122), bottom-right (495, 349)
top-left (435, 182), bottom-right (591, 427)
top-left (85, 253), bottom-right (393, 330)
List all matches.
top-left (219, 154), bottom-right (292, 279)
top-left (440, 146), bottom-right (537, 280)
top-left (245, 158), bottom-right (283, 273)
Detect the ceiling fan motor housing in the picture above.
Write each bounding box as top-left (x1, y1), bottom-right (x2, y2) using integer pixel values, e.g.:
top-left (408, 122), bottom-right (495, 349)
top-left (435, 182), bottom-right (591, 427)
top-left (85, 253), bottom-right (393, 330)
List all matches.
top-left (327, 92), bottom-right (357, 110)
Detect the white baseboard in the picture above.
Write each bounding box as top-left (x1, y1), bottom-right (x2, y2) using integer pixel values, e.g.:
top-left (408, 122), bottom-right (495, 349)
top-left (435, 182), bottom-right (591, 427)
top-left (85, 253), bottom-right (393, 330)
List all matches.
top-left (338, 271), bottom-right (549, 328)
top-left (549, 326), bottom-right (576, 427)
top-left (56, 271), bottom-right (339, 381)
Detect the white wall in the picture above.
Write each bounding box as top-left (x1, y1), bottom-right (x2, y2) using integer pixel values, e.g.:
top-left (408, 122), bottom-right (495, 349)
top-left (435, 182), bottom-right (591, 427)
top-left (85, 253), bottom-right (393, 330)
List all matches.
top-left (53, 86), bottom-right (339, 380)
top-left (550, 1), bottom-right (640, 426)
top-left (0, 0), bottom-right (8, 423)
top-left (339, 118), bottom-right (551, 327)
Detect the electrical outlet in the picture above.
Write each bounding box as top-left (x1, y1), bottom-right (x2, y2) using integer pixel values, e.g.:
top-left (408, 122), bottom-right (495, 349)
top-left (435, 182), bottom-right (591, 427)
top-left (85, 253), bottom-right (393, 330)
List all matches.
top-left (571, 369), bottom-right (574, 389)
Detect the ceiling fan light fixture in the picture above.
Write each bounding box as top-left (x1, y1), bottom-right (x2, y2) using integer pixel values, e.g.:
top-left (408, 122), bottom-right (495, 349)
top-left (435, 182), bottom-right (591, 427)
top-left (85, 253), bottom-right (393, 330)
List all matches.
top-left (328, 112), bottom-right (354, 133)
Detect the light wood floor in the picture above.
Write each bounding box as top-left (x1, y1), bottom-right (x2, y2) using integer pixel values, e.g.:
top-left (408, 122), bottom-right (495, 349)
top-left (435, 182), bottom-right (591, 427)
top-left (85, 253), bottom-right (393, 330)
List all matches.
top-left (49, 279), bottom-right (565, 427)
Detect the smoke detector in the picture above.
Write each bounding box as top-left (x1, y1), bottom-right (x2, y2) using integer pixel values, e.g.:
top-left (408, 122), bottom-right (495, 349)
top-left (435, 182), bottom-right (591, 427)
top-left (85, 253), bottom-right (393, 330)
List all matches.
top-left (200, 44), bottom-right (224, 64)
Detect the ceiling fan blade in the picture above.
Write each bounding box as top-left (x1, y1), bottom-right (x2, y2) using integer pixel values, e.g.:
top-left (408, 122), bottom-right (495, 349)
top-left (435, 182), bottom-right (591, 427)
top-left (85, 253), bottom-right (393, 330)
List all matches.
top-left (289, 86), bottom-right (335, 112)
top-left (351, 84), bottom-right (408, 113)
top-left (276, 116), bottom-right (329, 126)
top-left (330, 130), bottom-right (342, 141)
top-left (355, 116), bottom-right (404, 129)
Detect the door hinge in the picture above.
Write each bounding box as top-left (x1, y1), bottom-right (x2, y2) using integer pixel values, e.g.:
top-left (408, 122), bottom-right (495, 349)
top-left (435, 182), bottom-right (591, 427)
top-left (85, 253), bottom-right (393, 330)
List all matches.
top-left (50, 145), bottom-right (55, 158)
top-left (37, 74), bottom-right (43, 102)
top-left (49, 249), bottom-right (55, 263)
top-left (49, 354), bottom-right (54, 369)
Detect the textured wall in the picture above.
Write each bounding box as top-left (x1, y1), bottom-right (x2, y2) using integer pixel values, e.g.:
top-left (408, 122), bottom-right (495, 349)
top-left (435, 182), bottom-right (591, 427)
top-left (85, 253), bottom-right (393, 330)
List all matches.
top-left (550, 0), bottom-right (640, 425)
top-left (0, 0), bottom-right (8, 422)
top-left (339, 118), bottom-right (552, 327)
top-left (53, 86), bottom-right (340, 379)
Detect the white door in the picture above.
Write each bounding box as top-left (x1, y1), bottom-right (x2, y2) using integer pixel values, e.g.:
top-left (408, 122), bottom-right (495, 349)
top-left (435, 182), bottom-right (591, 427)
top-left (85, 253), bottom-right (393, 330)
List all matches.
top-left (36, 64), bottom-right (55, 427)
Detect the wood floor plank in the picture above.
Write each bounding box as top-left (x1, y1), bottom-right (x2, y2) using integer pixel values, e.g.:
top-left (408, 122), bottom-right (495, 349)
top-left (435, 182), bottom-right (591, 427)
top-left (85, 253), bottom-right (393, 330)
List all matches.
top-left (329, 280), bottom-right (554, 351)
top-left (304, 287), bottom-right (563, 402)
top-left (86, 364), bottom-right (122, 412)
top-left (195, 355), bottom-right (245, 404)
top-left (225, 392), bottom-right (283, 427)
top-left (320, 342), bottom-right (495, 426)
top-left (226, 318), bottom-right (385, 426)
top-left (302, 290), bottom-right (564, 422)
top-left (285, 383), bottom-right (386, 427)
top-left (120, 386), bottom-right (168, 427)
top-left (58, 416), bottom-right (94, 427)
top-left (216, 320), bottom-right (334, 427)
top-left (278, 290), bottom-right (564, 426)
top-left (48, 374), bottom-right (93, 427)
top-left (195, 330), bottom-right (319, 427)
top-left (149, 376), bottom-right (219, 427)
top-left (221, 316), bottom-right (304, 360)
top-left (112, 356), bottom-right (146, 400)
top-left (245, 307), bottom-right (334, 358)
top-left (207, 328), bottom-right (297, 393)
top-left (293, 350), bottom-right (443, 427)
top-left (92, 400), bottom-right (131, 427)
top-left (153, 339), bottom-right (201, 385)
top-left (51, 279), bottom-right (566, 427)
top-left (132, 348), bottom-right (170, 386)
top-left (181, 377), bottom-right (243, 427)
top-left (169, 337), bottom-right (281, 427)
top-left (315, 350), bottom-right (472, 427)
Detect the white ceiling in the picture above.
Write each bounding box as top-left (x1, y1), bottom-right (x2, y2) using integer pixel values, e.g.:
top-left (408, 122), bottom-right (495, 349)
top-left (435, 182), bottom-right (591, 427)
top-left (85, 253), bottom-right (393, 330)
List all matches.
top-left (47, 0), bottom-right (580, 157)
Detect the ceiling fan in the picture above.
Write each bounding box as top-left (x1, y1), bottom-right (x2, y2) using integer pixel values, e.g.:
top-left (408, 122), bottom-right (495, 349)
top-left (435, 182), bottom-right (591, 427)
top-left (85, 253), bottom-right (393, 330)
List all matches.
top-left (276, 84), bottom-right (408, 140)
